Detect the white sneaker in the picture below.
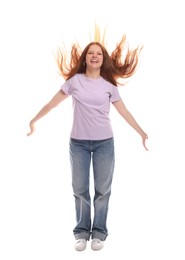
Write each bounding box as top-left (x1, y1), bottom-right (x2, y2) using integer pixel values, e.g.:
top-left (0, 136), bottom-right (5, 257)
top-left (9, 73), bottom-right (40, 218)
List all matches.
top-left (74, 239), bottom-right (87, 251)
top-left (91, 238), bottom-right (104, 251)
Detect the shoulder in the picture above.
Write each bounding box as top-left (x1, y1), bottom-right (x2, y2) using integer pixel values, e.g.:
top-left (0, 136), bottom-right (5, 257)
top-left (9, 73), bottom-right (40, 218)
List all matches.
top-left (63, 74), bottom-right (81, 87)
top-left (102, 78), bottom-right (118, 91)
top-left (66, 74), bottom-right (78, 82)
top-left (67, 73), bottom-right (84, 83)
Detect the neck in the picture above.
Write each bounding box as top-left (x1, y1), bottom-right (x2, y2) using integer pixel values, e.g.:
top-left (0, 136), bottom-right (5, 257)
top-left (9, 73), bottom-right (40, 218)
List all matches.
top-left (85, 69), bottom-right (101, 79)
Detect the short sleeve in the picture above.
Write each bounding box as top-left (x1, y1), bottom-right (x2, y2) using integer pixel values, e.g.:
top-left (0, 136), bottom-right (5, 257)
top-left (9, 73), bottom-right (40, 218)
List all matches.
top-left (110, 86), bottom-right (121, 103)
top-left (60, 78), bottom-right (72, 95)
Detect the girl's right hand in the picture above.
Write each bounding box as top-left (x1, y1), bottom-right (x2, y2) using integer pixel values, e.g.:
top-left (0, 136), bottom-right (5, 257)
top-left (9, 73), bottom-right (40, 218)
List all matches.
top-left (27, 121), bottom-right (35, 136)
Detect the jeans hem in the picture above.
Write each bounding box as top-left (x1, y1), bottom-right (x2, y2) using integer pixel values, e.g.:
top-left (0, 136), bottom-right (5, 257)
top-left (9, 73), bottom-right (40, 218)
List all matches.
top-left (74, 231), bottom-right (91, 241)
top-left (91, 230), bottom-right (108, 241)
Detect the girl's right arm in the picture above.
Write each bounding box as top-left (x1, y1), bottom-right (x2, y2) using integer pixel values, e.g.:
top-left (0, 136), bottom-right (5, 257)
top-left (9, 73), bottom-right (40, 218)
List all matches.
top-left (27, 90), bottom-right (68, 136)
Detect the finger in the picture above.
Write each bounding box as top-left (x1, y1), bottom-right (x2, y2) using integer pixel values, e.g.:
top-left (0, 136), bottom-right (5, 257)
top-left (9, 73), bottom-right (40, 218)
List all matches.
top-left (144, 143), bottom-right (149, 151)
top-left (143, 140), bottom-right (148, 151)
top-left (27, 131), bottom-right (33, 136)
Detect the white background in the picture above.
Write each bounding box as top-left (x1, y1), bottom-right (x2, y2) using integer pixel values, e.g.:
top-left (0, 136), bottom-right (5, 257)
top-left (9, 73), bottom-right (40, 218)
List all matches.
top-left (0, 0), bottom-right (185, 259)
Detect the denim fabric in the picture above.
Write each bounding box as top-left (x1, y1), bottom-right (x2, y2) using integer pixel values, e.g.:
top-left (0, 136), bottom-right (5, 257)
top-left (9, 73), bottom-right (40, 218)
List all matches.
top-left (69, 137), bottom-right (115, 241)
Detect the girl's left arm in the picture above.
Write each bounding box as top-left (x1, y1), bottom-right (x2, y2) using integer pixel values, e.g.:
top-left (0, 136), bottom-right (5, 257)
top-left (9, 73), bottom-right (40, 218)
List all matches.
top-left (112, 100), bottom-right (148, 150)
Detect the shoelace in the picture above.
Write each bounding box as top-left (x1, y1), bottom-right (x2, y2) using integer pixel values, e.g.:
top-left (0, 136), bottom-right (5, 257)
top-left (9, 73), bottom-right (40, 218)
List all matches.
top-left (92, 238), bottom-right (102, 243)
top-left (77, 239), bottom-right (86, 243)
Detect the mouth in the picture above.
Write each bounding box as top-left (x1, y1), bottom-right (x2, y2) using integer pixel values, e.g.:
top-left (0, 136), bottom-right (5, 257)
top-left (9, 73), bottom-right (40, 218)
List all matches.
top-left (90, 59), bottom-right (99, 63)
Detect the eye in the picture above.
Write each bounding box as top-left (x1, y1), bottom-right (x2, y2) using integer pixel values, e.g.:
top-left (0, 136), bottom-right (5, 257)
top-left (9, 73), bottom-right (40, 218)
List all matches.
top-left (87, 51), bottom-right (102, 55)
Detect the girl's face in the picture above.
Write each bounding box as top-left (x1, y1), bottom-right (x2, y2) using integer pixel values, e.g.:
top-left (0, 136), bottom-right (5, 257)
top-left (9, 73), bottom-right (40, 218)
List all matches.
top-left (85, 44), bottom-right (103, 70)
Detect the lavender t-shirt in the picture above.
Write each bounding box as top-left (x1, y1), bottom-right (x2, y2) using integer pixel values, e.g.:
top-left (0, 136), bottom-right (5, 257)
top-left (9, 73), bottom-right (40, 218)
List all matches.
top-left (60, 73), bottom-right (121, 140)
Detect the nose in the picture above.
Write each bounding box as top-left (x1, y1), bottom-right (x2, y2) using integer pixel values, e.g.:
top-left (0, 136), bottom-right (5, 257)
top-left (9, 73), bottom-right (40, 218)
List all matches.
top-left (92, 53), bottom-right (97, 57)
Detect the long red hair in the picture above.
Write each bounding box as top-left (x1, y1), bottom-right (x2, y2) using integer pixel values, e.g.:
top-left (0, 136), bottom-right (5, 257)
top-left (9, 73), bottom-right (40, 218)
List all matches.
top-left (56, 26), bottom-right (143, 86)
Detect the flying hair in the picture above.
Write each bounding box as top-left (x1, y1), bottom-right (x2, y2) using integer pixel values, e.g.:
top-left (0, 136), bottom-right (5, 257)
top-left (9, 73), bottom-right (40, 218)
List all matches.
top-left (55, 24), bottom-right (143, 86)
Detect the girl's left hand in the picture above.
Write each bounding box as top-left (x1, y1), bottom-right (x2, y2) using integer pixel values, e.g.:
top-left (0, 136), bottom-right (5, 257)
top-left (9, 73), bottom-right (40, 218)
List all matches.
top-left (142, 134), bottom-right (149, 151)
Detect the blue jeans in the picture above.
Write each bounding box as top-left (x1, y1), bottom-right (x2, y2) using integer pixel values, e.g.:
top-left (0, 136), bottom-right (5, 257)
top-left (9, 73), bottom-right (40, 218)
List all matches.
top-left (69, 137), bottom-right (115, 241)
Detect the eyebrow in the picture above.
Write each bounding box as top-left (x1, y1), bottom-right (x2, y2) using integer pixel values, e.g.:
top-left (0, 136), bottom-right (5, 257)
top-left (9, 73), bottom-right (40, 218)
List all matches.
top-left (88, 49), bottom-right (102, 53)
